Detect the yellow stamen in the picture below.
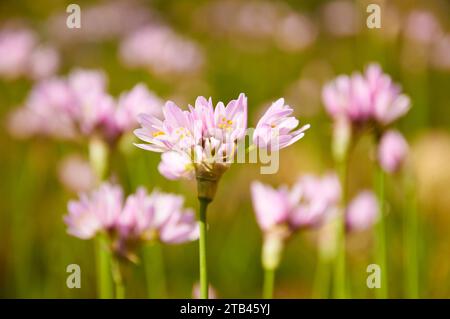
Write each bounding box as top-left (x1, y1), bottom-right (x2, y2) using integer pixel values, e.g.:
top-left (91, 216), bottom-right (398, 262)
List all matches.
top-left (152, 131), bottom-right (165, 137)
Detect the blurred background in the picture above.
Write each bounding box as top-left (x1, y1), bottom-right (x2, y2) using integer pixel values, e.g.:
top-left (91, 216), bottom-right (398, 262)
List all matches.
top-left (1, 0), bottom-right (450, 298)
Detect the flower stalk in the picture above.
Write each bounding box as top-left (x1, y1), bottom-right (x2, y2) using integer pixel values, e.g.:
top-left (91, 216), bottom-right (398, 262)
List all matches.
top-left (261, 233), bottom-right (283, 299)
top-left (404, 175), bottom-right (419, 298)
top-left (89, 137), bottom-right (109, 181)
top-left (133, 93), bottom-right (310, 300)
top-left (95, 234), bottom-right (114, 299)
top-left (313, 220), bottom-right (336, 298)
top-left (144, 243), bottom-right (167, 298)
top-left (332, 121), bottom-right (349, 299)
top-left (333, 156), bottom-right (347, 299)
top-left (195, 165), bottom-right (225, 299)
top-left (111, 256), bottom-right (125, 299)
top-left (263, 268), bottom-right (275, 299)
top-left (198, 197), bottom-right (210, 299)
top-left (312, 254), bottom-right (331, 299)
top-left (375, 166), bottom-right (388, 298)
top-left (89, 137), bottom-right (114, 299)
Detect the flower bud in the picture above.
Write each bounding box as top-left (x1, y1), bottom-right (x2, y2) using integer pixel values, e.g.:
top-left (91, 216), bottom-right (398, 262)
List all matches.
top-left (89, 136), bottom-right (109, 180)
top-left (195, 163), bottom-right (227, 202)
top-left (377, 130), bottom-right (408, 174)
top-left (262, 231), bottom-right (285, 270)
top-left (332, 119), bottom-right (351, 162)
top-left (346, 191), bottom-right (379, 232)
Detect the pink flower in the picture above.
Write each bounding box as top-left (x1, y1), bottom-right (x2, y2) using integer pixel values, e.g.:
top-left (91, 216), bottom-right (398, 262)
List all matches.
top-left (58, 154), bottom-right (96, 193)
top-left (68, 68), bottom-right (107, 98)
top-left (291, 173), bottom-right (341, 228)
top-left (65, 183), bottom-right (123, 239)
top-left (159, 208), bottom-right (198, 243)
top-left (404, 10), bottom-right (442, 45)
top-left (158, 151), bottom-right (195, 180)
top-left (135, 101), bottom-right (198, 153)
top-left (250, 173), bottom-right (340, 235)
top-left (251, 174), bottom-right (340, 270)
top-left (135, 93), bottom-right (308, 187)
top-left (27, 78), bottom-right (78, 115)
top-left (253, 98), bottom-right (310, 150)
top-left (65, 69), bottom-right (119, 139)
top-left (366, 65), bottom-right (411, 125)
top-left (0, 28), bottom-right (36, 79)
top-left (29, 44), bottom-right (60, 79)
top-left (0, 27), bottom-right (60, 80)
top-left (78, 91), bottom-right (117, 138)
top-left (115, 83), bottom-right (163, 132)
top-left (190, 93), bottom-right (248, 142)
top-left (60, 69), bottom-right (119, 141)
top-left (116, 189), bottom-right (198, 244)
top-left (12, 69), bottom-right (163, 143)
top-left (135, 94), bottom-right (248, 181)
top-left (6, 107), bottom-right (42, 139)
top-left (346, 191), bottom-right (379, 231)
top-left (377, 130), bottom-right (409, 173)
top-left (65, 183), bottom-right (198, 255)
top-left (11, 70), bottom-right (109, 140)
top-left (251, 181), bottom-right (293, 233)
top-left (275, 13), bottom-right (317, 52)
top-left (69, 74), bottom-right (161, 142)
top-left (322, 64), bottom-right (410, 126)
top-left (116, 187), bottom-right (154, 238)
top-left (9, 77), bottom-right (73, 139)
top-left (119, 25), bottom-right (203, 76)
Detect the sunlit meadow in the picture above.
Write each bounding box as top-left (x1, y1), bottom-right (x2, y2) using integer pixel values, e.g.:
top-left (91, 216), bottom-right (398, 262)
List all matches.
top-left (1, 0), bottom-right (450, 299)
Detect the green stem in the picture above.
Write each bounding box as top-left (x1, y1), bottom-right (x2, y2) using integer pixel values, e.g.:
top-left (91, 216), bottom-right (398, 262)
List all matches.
top-left (263, 267), bottom-right (275, 299)
top-left (404, 177), bottom-right (419, 298)
top-left (375, 167), bottom-right (388, 298)
top-left (144, 243), bottom-right (167, 298)
top-left (89, 137), bottom-right (109, 181)
top-left (198, 198), bottom-right (209, 299)
top-left (89, 137), bottom-right (114, 299)
top-left (111, 256), bottom-right (125, 299)
top-left (12, 146), bottom-right (34, 297)
top-left (313, 254), bottom-right (331, 299)
top-left (95, 235), bottom-right (113, 299)
top-left (333, 158), bottom-right (347, 298)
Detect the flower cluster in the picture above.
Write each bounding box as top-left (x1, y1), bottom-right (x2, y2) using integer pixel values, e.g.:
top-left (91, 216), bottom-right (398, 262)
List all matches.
top-left (195, 0), bottom-right (317, 53)
top-left (0, 27), bottom-right (59, 80)
top-left (251, 174), bottom-right (340, 269)
top-left (9, 69), bottom-right (162, 143)
top-left (253, 98), bottom-right (310, 151)
top-left (251, 173), bottom-right (379, 269)
top-left (251, 173), bottom-right (379, 268)
top-left (322, 64), bottom-right (410, 127)
top-left (64, 183), bottom-right (198, 260)
top-left (251, 174), bottom-right (341, 237)
top-left (120, 25), bottom-right (204, 77)
top-left (135, 94), bottom-right (309, 200)
top-left (322, 64), bottom-right (410, 172)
